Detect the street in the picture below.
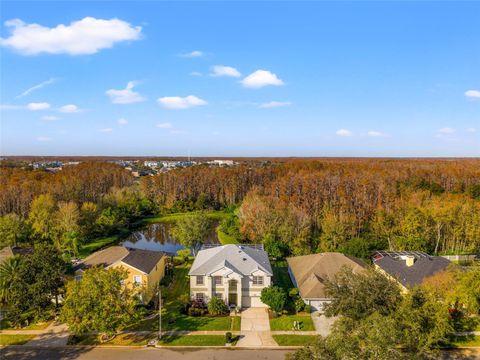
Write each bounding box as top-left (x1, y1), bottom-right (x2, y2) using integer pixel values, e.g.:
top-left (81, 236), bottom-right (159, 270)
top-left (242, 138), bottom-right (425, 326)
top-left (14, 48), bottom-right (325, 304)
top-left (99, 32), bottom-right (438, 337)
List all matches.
top-left (1, 347), bottom-right (480, 360)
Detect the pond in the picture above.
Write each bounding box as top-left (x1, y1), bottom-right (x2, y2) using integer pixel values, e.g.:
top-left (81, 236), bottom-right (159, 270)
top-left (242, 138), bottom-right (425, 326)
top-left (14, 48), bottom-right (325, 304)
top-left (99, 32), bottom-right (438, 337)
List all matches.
top-left (121, 222), bottom-right (219, 254)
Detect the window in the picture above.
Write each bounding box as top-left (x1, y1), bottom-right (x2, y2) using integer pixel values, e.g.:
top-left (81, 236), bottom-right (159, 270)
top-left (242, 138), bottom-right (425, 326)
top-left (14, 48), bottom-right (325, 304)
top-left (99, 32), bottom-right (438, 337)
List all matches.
top-left (252, 276), bottom-right (264, 286)
top-left (133, 275), bottom-right (143, 286)
top-left (213, 292), bottom-right (223, 299)
top-left (196, 276), bottom-right (204, 286)
top-left (213, 276), bottom-right (223, 286)
top-left (196, 293), bottom-right (205, 301)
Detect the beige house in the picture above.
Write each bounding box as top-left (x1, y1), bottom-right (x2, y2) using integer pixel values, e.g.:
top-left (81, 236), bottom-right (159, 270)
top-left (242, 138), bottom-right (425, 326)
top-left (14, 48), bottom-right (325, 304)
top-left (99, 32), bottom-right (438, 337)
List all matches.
top-left (188, 244), bottom-right (273, 308)
top-left (287, 252), bottom-right (366, 312)
top-left (74, 246), bottom-right (166, 303)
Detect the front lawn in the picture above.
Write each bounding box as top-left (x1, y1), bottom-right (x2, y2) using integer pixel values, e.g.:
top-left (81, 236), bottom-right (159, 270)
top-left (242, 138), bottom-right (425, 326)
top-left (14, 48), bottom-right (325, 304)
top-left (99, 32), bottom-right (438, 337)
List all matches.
top-left (448, 335), bottom-right (480, 348)
top-left (273, 335), bottom-right (318, 346)
top-left (158, 335), bottom-right (225, 346)
top-left (270, 314), bottom-right (315, 331)
top-left (69, 333), bottom-right (155, 346)
top-left (126, 262), bottom-right (241, 332)
top-left (0, 319), bottom-right (52, 331)
top-left (0, 334), bottom-right (36, 345)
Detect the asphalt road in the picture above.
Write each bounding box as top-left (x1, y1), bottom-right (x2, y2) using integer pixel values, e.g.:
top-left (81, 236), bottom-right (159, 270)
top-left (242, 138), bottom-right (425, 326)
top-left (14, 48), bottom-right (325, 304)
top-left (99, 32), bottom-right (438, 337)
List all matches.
top-left (1, 347), bottom-right (479, 360)
top-left (0, 347), bottom-right (292, 360)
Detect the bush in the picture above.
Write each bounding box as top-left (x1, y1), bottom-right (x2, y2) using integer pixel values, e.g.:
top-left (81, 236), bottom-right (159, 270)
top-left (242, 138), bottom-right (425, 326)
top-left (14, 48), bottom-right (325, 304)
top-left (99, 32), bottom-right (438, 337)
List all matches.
top-left (225, 332), bottom-right (233, 343)
top-left (188, 307), bottom-right (206, 316)
top-left (208, 297), bottom-right (229, 316)
top-left (304, 304), bottom-right (312, 314)
top-left (261, 286), bottom-right (287, 313)
top-left (176, 249), bottom-right (191, 263)
top-left (295, 297), bottom-right (306, 313)
top-left (289, 288), bottom-right (300, 298)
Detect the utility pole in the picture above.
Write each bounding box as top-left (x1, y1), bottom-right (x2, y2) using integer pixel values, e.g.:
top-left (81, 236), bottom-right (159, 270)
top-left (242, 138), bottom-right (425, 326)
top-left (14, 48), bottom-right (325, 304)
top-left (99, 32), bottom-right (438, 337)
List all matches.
top-left (158, 286), bottom-right (162, 340)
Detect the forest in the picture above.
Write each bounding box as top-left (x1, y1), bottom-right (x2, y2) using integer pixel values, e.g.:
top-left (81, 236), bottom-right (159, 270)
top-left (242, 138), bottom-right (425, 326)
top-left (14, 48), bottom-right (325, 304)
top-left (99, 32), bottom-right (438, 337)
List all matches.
top-left (1, 158), bottom-right (479, 258)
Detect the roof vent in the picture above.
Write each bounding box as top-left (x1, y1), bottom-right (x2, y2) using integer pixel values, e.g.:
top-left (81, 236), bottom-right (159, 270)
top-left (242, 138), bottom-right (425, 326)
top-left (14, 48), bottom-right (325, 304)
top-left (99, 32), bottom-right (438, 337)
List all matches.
top-left (405, 255), bottom-right (416, 267)
top-left (242, 257), bottom-right (247, 261)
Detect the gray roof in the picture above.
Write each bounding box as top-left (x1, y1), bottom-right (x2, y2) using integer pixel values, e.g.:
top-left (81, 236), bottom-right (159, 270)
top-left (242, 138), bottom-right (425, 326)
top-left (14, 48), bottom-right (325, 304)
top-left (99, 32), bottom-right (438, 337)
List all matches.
top-left (372, 251), bottom-right (451, 288)
top-left (189, 244), bottom-right (273, 276)
top-left (75, 246), bottom-right (165, 274)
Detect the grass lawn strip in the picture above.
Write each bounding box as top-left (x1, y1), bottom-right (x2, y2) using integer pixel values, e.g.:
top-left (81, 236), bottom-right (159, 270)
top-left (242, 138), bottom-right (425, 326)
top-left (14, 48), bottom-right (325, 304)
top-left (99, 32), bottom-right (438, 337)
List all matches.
top-left (0, 319), bottom-right (52, 331)
top-left (270, 315), bottom-right (315, 331)
top-left (449, 335), bottom-right (480, 348)
top-left (158, 335), bottom-right (225, 346)
top-left (0, 334), bottom-right (36, 345)
top-left (272, 335), bottom-right (318, 346)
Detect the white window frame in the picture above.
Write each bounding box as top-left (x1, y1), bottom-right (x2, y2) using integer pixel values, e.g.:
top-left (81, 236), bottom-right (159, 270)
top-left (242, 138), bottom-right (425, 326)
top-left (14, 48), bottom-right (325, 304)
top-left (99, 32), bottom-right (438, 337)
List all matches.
top-left (252, 276), bottom-right (264, 286)
top-left (196, 276), bottom-right (204, 286)
top-left (196, 293), bottom-right (205, 301)
top-left (213, 292), bottom-right (223, 300)
top-left (213, 276), bottom-right (223, 286)
top-left (133, 275), bottom-right (143, 286)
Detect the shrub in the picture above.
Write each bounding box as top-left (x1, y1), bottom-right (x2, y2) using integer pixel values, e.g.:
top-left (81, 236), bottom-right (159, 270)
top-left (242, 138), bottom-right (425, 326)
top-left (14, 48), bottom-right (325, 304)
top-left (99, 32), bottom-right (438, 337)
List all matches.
top-left (176, 249), bottom-right (191, 263)
top-left (295, 297), bottom-right (306, 313)
top-left (208, 297), bottom-right (229, 316)
top-left (261, 286), bottom-right (287, 313)
top-left (304, 305), bottom-right (312, 314)
top-left (188, 307), bottom-right (206, 316)
top-left (289, 288), bottom-right (300, 299)
top-left (225, 332), bottom-right (233, 343)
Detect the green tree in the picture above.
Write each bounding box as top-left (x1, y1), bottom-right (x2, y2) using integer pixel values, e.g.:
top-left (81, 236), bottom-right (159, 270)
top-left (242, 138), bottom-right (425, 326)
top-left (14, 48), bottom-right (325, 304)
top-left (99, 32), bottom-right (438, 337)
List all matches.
top-left (207, 297), bottom-right (229, 315)
top-left (0, 213), bottom-right (27, 248)
top-left (79, 202), bottom-right (98, 239)
top-left (260, 286), bottom-right (286, 314)
top-left (176, 248), bottom-right (191, 263)
top-left (28, 194), bottom-right (56, 241)
top-left (455, 268), bottom-right (480, 315)
top-left (323, 267), bottom-right (401, 320)
top-left (54, 201), bottom-right (80, 255)
top-left (170, 213), bottom-right (211, 255)
top-left (0, 255), bottom-right (24, 304)
top-left (61, 267), bottom-right (137, 337)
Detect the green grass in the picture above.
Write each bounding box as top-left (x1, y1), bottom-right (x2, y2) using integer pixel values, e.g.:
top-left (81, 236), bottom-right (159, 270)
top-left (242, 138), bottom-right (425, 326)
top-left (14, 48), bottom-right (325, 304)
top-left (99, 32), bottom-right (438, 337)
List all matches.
top-left (217, 227), bottom-right (240, 245)
top-left (69, 333), bottom-right (155, 346)
top-left (273, 335), bottom-right (318, 346)
top-left (272, 260), bottom-right (294, 291)
top-left (270, 315), bottom-right (315, 331)
top-left (141, 210), bottom-right (230, 225)
top-left (158, 335), bottom-right (225, 346)
top-left (0, 319), bottom-right (52, 330)
top-left (0, 334), bottom-right (36, 345)
top-left (78, 235), bottom-right (120, 258)
top-left (126, 262), bottom-right (241, 332)
top-left (448, 335), bottom-right (480, 348)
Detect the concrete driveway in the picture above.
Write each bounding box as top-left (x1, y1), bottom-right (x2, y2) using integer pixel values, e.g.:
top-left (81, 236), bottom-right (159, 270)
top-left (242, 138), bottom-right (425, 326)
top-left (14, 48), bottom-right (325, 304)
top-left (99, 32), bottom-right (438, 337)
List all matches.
top-left (311, 311), bottom-right (336, 337)
top-left (237, 308), bottom-right (277, 347)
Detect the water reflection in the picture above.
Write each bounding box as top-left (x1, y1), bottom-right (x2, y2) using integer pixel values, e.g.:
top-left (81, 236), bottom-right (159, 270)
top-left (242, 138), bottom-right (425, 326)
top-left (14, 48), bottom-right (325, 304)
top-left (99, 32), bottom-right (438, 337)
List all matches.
top-left (121, 222), bottom-right (219, 254)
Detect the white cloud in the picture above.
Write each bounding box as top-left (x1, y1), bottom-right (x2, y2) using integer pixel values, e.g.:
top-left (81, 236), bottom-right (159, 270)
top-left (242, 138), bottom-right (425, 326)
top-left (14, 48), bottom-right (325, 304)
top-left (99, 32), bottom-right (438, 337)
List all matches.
top-left (106, 81), bottom-right (145, 104)
top-left (157, 95), bottom-right (207, 109)
top-left (466, 127), bottom-right (477, 133)
top-left (59, 104), bottom-right (80, 113)
top-left (41, 115), bottom-right (59, 121)
top-left (0, 17), bottom-right (141, 55)
top-left (98, 128), bottom-right (113, 133)
top-left (336, 129), bottom-right (353, 137)
top-left (241, 70), bottom-right (284, 88)
top-left (367, 131), bottom-right (388, 137)
top-left (17, 78), bottom-right (56, 98)
top-left (438, 127), bottom-right (456, 134)
top-left (117, 118), bottom-right (128, 125)
top-left (178, 50), bottom-right (204, 58)
top-left (210, 65), bottom-right (241, 78)
top-left (259, 101), bottom-right (292, 108)
top-left (190, 71), bottom-right (202, 77)
top-left (0, 104), bottom-right (22, 110)
top-left (465, 90), bottom-right (480, 98)
top-left (27, 102), bottom-right (50, 110)
top-left (156, 122), bottom-right (173, 129)
top-left (36, 136), bottom-right (51, 142)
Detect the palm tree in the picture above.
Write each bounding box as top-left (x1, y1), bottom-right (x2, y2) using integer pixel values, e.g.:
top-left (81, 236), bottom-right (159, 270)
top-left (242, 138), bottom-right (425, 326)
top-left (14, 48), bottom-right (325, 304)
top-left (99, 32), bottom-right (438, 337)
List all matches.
top-left (0, 255), bottom-right (23, 304)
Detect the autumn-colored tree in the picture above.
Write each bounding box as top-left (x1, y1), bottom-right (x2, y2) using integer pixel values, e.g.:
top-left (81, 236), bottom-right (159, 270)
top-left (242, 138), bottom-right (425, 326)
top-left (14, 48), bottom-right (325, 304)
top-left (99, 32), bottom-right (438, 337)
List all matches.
top-left (28, 194), bottom-right (56, 241)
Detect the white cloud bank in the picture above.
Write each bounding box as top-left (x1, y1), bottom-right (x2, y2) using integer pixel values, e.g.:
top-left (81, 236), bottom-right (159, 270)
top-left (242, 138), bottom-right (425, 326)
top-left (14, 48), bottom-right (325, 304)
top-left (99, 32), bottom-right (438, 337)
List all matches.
top-left (0, 17), bottom-right (141, 55)
top-left (210, 65), bottom-right (241, 77)
top-left (259, 101), bottom-right (291, 108)
top-left (106, 81), bottom-right (145, 104)
top-left (157, 95), bottom-right (207, 109)
top-left (59, 104), bottom-right (80, 113)
top-left (27, 102), bottom-right (50, 110)
top-left (117, 118), bottom-right (128, 125)
top-left (437, 127), bottom-right (456, 134)
top-left (178, 50), bottom-right (204, 58)
top-left (336, 129), bottom-right (353, 137)
top-left (241, 70), bottom-right (284, 88)
top-left (465, 90), bottom-right (480, 98)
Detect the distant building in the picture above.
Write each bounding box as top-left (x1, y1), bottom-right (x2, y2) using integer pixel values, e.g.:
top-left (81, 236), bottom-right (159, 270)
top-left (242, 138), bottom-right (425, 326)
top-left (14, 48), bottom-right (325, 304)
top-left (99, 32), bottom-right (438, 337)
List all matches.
top-left (372, 251), bottom-right (451, 291)
top-left (208, 160), bottom-right (235, 166)
top-left (144, 161), bottom-right (160, 168)
top-left (287, 252), bottom-right (366, 312)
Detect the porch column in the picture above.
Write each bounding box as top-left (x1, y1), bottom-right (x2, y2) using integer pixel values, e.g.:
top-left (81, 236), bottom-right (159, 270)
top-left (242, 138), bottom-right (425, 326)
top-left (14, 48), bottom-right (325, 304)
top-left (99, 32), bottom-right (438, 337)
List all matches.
top-left (237, 276), bottom-right (242, 308)
top-left (207, 275), bottom-right (213, 301)
top-left (223, 277), bottom-right (229, 303)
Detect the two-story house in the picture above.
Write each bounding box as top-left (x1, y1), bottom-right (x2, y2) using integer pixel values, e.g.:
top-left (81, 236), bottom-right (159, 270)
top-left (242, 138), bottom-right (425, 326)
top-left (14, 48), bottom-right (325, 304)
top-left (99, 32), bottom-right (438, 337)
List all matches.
top-left (188, 244), bottom-right (273, 308)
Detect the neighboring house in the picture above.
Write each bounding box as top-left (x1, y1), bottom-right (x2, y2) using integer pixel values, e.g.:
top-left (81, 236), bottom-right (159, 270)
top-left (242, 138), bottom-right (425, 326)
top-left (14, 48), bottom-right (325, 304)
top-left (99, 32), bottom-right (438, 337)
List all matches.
top-left (73, 246), bottom-right (166, 303)
top-left (188, 244), bottom-right (273, 308)
top-left (372, 251), bottom-right (451, 291)
top-left (0, 246), bottom-right (33, 264)
top-left (287, 252), bottom-right (366, 312)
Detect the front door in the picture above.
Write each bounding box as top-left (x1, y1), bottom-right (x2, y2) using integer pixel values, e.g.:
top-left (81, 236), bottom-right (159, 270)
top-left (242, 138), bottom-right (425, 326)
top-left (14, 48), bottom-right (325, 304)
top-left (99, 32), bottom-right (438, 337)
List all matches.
top-left (228, 292), bottom-right (237, 306)
top-left (228, 280), bottom-right (238, 306)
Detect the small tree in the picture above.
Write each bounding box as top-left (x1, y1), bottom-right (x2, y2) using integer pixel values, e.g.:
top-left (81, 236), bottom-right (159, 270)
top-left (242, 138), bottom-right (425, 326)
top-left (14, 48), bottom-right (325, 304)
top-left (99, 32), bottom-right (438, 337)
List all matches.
top-left (61, 267), bottom-right (137, 337)
top-left (176, 249), bottom-right (191, 263)
top-left (170, 213), bottom-right (211, 255)
top-left (260, 286), bottom-right (286, 314)
top-left (208, 297), bottom-right (229, 316)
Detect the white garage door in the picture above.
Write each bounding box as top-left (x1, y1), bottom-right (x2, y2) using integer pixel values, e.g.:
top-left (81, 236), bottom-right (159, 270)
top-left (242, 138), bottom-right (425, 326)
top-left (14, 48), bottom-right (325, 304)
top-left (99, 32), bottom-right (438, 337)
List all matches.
top-left (242, 295), bottom-right (266, 308)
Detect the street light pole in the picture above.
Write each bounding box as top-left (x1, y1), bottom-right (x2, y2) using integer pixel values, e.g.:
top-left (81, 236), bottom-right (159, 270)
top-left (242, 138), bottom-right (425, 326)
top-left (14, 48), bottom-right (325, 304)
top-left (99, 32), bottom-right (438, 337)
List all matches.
top-left (158, 286), bottom-right (162, 340)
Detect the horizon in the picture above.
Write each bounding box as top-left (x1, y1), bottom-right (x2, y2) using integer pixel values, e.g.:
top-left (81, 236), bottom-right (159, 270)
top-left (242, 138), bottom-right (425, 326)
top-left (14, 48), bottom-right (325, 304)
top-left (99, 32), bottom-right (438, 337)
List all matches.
top-left (1, 1), bottom-right (479, 157)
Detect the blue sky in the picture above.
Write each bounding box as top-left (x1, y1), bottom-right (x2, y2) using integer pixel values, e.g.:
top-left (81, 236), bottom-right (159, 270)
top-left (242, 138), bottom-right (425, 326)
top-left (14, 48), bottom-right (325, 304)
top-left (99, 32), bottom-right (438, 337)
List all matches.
top-left (1, 1), bottom-right (479, 157)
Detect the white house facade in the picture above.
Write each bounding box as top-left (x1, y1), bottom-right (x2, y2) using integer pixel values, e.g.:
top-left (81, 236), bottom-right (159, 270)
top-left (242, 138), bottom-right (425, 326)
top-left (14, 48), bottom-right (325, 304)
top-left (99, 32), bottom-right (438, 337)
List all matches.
top-left (188, 244), bottom-right (273, 308)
